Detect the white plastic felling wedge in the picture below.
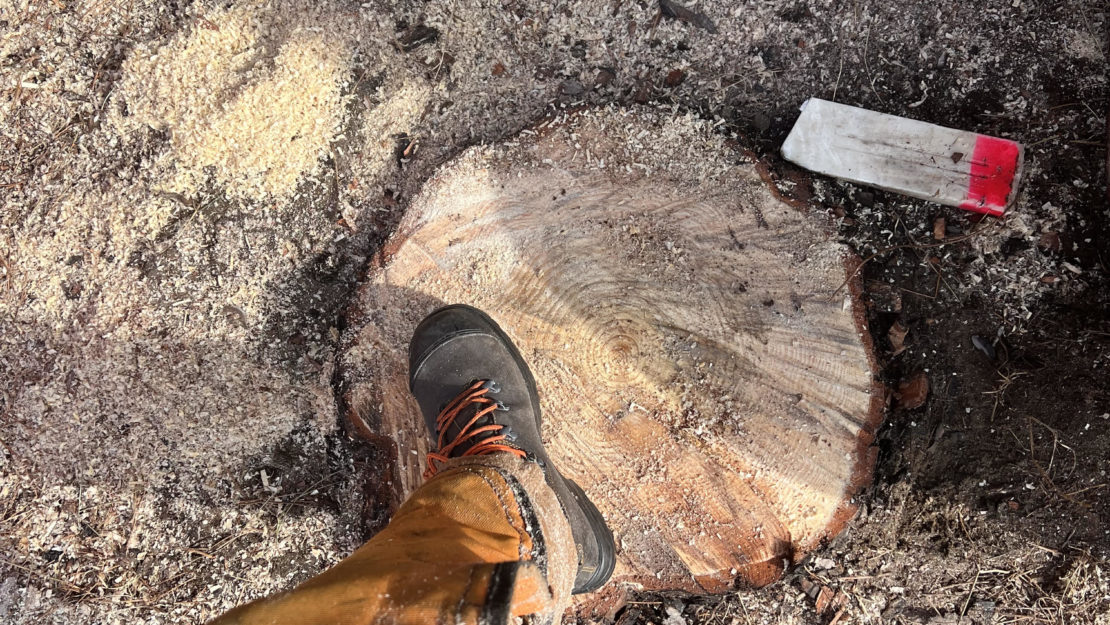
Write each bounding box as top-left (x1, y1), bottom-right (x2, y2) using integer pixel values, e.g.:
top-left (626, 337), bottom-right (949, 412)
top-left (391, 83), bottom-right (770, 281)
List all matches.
top-left (781, 98), bottom-right (1024, 217)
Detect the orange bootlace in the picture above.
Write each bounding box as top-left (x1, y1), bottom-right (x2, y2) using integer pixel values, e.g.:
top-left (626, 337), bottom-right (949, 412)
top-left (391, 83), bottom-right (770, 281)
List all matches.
top-left (424, 380), bottom-right (527, 479)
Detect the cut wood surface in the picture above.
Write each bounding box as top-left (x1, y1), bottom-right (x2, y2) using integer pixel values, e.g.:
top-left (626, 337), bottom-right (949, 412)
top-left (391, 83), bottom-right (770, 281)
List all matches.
top-left (340, 108), bottom-right (884, 596)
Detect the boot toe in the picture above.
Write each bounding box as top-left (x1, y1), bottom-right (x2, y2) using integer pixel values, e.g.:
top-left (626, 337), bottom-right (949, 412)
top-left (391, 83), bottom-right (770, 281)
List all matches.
top-left (408, 304), bottom-right (504, 390)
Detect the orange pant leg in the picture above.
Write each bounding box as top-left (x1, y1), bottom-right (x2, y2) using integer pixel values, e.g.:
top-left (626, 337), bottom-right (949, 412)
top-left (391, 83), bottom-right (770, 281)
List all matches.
top-left (209, 455), bottom-right (575, 625)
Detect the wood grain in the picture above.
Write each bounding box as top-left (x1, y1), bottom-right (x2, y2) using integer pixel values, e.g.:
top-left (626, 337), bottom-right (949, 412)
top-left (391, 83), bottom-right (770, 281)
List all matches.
top-left (340, 109), bottom-right (884, 593)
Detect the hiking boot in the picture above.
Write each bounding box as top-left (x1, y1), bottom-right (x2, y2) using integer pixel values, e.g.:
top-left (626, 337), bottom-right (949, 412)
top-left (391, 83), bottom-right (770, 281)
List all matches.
top-left (408, 304), bottom-right (616, 594)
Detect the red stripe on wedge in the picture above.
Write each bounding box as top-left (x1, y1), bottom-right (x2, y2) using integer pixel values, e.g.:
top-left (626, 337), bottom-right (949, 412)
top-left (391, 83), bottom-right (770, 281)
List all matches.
top-left (959, 135), bottom-right (1021, 217)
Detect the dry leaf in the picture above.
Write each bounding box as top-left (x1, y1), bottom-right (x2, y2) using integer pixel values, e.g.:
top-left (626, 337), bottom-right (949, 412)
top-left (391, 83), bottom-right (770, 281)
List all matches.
top-left (888, 320), bottom-right (908, 355)
top-left (897, 371), bottom-right (929, 410)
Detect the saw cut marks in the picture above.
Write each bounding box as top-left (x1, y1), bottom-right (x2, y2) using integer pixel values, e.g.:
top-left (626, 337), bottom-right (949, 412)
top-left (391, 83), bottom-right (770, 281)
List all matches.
top-left (340, 108), bottom-right (884, 592)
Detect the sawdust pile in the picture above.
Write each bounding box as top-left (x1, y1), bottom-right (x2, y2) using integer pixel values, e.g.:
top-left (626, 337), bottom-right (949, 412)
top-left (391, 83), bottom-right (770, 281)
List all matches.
top-left (0, 3), bottom-right (395, 622)
top-left (116, 3), bottom-right (361, 200)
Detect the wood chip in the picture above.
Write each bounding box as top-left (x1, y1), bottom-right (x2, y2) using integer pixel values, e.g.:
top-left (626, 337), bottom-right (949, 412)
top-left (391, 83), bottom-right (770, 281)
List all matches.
top-left (782, 99), bottom-right (1024, 217)
top-left (815, 586), bottom-right (836, 614)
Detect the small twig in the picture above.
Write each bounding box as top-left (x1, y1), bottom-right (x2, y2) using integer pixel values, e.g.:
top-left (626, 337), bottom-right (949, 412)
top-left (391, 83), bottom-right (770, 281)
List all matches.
top-left (1026, 135), bottom-right (1061, 148)
top-left (736, 596), bottom-right (754, 625)
top-left (957, 567), bottom-right (980, 624)
top-left (1065, 483), bottom-right (1106, 498)
top-left (1030, 543), bottom-right (1062, 556)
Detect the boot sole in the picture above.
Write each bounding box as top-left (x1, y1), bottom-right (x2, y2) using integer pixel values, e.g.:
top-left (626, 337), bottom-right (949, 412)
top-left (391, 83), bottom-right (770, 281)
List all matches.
top-left (565, 478), bottom-right (617, 593)
top-left (421, 304), bottom-right (616, 593)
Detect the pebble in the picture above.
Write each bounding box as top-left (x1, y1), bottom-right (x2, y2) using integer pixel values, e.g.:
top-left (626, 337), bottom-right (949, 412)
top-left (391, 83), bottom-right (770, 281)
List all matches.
top-left (971, 335), bottom-right (996, 360)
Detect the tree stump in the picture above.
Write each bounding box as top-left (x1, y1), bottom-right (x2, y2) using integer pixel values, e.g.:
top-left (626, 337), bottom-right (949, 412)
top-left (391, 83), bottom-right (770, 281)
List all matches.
top-left (340, 108), bottom-right (884, 595)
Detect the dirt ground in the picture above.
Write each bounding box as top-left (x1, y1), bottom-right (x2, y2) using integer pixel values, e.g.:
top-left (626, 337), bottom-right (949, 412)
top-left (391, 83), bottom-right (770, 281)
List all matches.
top-left (0, 0), bottom-right (1107, 623)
